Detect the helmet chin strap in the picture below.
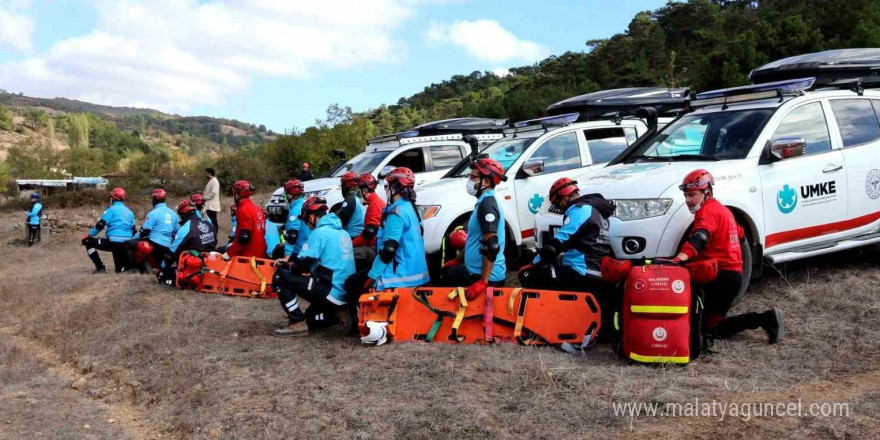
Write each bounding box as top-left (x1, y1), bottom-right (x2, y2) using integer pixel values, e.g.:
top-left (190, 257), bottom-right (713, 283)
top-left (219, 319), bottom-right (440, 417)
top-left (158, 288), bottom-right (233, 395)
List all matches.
top-left (689, 190), bottom-right (708, 213)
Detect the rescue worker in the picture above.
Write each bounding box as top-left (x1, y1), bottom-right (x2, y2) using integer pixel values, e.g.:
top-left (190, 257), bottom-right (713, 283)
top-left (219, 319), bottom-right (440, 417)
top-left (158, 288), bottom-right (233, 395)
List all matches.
top-left (190, 193), bottom-right (211, 224)
top-left (272, 196), bottom-right (355, 337)
top-left (345, 167), bottom-right (429, 304)
top-left (82, 187), bottom-right (137, 273)
top-left (655, 169), bottom-right (784, 344)
top-left (217, 203), bottom-right (236, 253)
top-left (350, 173), bottom-right (385, 270)
top-left (156, 199), bottom-right (218, 285)
top-left (223, 180), bottom-right (267, 259)
top-left (298, 162), bottom-right (315, 181)
top-left (281, 179), bottom-right (309, 257)
top-left (333, 171), bottom-right (365, 240)
top-left (441, 158), bottom-right (506, 299)
top-left (25, 193), bottom-right (43, 246)
top-left (518, 178), bottom-right (614, 293)
top-left (265, 212), bottom-right (286, 259)
top-left (136, 188), bottom-right (180, 269)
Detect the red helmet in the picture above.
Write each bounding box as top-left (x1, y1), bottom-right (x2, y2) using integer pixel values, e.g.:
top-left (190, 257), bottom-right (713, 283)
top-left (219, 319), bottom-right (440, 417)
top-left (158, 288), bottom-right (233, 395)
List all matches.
top-left (284, 179), bottom-right (304, 196)
top-left (232, 180), bottom-right (255, 198)
top-left (134, 240), bottom-right (154, 265)
top-left (300, 196), bottom-right (328, 219)
top-left (177, 199), bottom-right (195, 215)
top-left (190, 193), bottom-right (204, 206)
top-left (472, 158), bottom-right (507, 186)
top-left (600, 256), bottom-right (632, 283)
top-left (549, 178), bottom-right (578, 207)
top-left (151, 188), bottom-right (167, 200)
top-left (340, 171), bottom-right (358, 190)
top-left (302, 162), bottom-right (310, 168)
top-left (357, 173), bottom-right (379, 191)
top-left (385, 167), bottom-right (415, 188)
top-left (679, 169), bottom-right (714, 192)
top-left (449, 229), bottom-right (467, 250)
top-left (686, 259), bottom-right (719, 284)
top-left (110, 187), bottom-right (126, 201)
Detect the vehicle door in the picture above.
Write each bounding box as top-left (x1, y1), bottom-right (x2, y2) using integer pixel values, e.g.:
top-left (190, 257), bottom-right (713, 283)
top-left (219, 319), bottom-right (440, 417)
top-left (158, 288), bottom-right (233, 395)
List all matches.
top-left (513, 130), bottom-right (586, 242)
top-left (583, 125), bottom-right (639, 165)
top-left (759, 101), bottom-right (848, 251)
top-left (422, 144), bottom-right (467, 186)
top-left (376, 146), bottom-right (430, 201)
top-left (827, 98), bottom-right (880, 226)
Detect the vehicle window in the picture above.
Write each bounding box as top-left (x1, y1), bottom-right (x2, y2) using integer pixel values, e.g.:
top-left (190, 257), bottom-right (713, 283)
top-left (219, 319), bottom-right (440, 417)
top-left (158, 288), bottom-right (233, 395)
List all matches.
top-left (584, 127), bottom-right (629, 164)
top-left (830, 99), bottom-right (880, 148)
top-left (529, 132), bottom-right (581, 173)
top-left (623, 127), bottom-right (638, 144)
top-left (429, 145), bottom-right (464, 169)
top-left (629, 109), bottom-right (773, 162)
top-left (771, 102), bottom-right (831, 156)
top-left (387, 148), bottom-right (426, 172)
top-left (452, 136), bottom-right (539, 177)
top-left (332, 151), bottom-right (391, 177)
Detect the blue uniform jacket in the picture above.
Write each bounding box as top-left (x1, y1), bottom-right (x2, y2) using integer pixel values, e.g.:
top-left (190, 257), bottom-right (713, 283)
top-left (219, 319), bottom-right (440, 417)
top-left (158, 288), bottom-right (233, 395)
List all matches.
top-left (298, 213), bottom-right (355, 304)
top-left (27, 203), bottom-right (43, 226)
top-left (140, 203), bottom-right (180, 248)
top-left (368, 198), bottom-right (430, 290)
top-left (89, 201), bottom-right (136, 242)
top-left (464, 190), bottom-right (506, 282)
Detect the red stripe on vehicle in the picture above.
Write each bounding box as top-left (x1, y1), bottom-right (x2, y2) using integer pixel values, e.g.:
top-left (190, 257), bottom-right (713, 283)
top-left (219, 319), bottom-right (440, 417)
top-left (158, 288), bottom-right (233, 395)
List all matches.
top-left (521, 228), bottom-right (535, 239)
top-left (765, 211), bottom-right (880, 248)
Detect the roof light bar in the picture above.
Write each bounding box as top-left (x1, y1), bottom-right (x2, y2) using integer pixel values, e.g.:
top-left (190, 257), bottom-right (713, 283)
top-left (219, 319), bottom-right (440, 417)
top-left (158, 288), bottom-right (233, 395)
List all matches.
top-left (696, 77), bottom-right (815, 100)
top-left (691, 90), bottom-right (779, 107)
top-left (513, 112), bottom-right (579, 128)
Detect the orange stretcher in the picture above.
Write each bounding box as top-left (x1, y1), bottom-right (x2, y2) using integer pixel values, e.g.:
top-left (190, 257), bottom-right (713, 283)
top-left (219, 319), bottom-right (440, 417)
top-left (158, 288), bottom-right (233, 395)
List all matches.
top-left (175, 251), bottom-right (278, 299)
top-left (358, 287), bottom-right (601, 346)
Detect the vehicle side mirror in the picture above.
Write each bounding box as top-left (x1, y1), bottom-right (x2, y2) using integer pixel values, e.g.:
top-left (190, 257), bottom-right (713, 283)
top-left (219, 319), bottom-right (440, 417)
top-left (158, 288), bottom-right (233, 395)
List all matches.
top-left (770, 138), bottom-right (805, 161)
top-left (522, 159), bottom-right (544, 177)
top-left (332, 149), bottom-right (346, 160)
top-left (378, 165), bottom-right (394, 179)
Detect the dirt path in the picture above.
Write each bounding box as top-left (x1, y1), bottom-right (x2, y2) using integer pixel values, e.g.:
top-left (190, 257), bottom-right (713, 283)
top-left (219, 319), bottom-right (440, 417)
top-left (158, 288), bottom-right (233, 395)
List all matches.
top-left (0, 327), bottom-right (160, 440)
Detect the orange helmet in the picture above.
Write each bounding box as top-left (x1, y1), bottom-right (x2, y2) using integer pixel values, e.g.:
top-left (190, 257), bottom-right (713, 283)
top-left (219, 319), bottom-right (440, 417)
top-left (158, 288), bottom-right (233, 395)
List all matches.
top-left (472, 158), bottom-right (507, 186)
top-left (449, 229), bottom-right (467, 250)
top-left (284, 179), bottom-right (304, 196)
top-left (679, 169), bottom-right (714, 192)
top-left (549, 177), bottom-right (578, 207)
top-left (110, 187), bottom-right (126, 201)
top-left (600, 256), bottom-right (632, 283)
top-left (232, 180), bottom-right (255, 198)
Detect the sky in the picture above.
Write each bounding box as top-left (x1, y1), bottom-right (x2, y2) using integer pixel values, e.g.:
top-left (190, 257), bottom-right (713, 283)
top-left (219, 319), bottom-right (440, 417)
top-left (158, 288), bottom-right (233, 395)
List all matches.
top-left (0, 0), bottom-right (668, 132)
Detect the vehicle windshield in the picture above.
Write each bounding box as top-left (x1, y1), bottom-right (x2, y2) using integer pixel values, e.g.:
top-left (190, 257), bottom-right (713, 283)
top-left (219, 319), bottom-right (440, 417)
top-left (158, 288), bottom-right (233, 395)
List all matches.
top-left (451, 135), bottom-right (539, 177)
top-left (331, 151), bottom-right (391, 177)
top-left (626, 109), bottom-right (774, 162)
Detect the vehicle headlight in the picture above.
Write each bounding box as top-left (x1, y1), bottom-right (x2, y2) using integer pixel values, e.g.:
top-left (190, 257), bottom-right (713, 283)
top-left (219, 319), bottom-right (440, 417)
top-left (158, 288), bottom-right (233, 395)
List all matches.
top-left (417, 205), bottom-right (441, 220)
top-left (614, 199), bottom-right (673, 221)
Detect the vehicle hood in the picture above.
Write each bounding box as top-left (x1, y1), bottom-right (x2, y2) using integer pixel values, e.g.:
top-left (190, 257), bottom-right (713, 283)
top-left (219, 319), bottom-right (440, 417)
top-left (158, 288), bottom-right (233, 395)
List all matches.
top-left (303, 177), bottom-right (339, 192)
top-left (416, 177), bottom-right (476, 205)
top-left (579, 162), bottom-right (691, 199)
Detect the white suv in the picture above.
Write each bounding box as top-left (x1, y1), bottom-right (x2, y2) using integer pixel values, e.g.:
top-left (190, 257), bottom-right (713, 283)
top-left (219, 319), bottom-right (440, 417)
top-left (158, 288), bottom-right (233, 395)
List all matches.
top-left (268, 118), bottom-right (506, 207)
top-left (539, 49), bottom-right (880, 297)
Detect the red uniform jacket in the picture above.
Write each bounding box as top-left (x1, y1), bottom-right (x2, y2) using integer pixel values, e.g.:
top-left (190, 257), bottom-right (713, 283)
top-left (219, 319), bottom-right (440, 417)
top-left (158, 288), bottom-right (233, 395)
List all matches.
top-left (681, 197), bottom-right (743, 273)
top-left (351, 192), bottom-right (386, 247)
top-left (227, 198), bottom-right (267, 258)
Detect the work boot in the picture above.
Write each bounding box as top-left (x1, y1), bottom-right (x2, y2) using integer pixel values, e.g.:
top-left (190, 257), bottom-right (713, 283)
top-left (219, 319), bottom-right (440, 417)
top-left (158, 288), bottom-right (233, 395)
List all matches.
top-left (762, 308), bottom-right (784, 344)
top-left (93, 266), bottom-right (107, 274)
top-left (274, 321), bottom-right (308, 338)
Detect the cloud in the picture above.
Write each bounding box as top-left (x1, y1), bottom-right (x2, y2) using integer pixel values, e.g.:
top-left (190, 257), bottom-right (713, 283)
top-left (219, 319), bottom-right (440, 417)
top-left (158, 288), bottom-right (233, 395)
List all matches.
top-left (426, 19), bottom-right (549, 64)
top-left (0, 0), bottom-right (422, 113)
top-left (0, 2), bottom-right (34, 52)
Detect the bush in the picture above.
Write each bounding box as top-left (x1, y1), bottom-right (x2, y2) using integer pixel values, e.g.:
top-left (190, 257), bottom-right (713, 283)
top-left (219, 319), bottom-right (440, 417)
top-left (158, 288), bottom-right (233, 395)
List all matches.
top-left (0, 189), bottom-right (149, 212)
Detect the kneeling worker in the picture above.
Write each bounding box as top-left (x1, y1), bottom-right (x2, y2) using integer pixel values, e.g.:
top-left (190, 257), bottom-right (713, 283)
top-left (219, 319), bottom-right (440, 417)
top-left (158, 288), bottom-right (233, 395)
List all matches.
top-left (157, 200), bottom-right (217, 284)
top-left (136, 189), bottom-right (179, 268)
top-left (281, 179), bottom-right (309, 257)
top-left (441, 158), bottom-right (506, 300)
top-left (350, 173), bottom-right (385, 270)
top-left (82, 187), bottom-right (137, 273)
top-left (273, 197), bottom-right (355, 337)
top-left (518, 178), bottom-right (614, 294)
top-left (655, 169), bottom-right (784, 344)
top-left (223, 180), bottom-right (267, 259)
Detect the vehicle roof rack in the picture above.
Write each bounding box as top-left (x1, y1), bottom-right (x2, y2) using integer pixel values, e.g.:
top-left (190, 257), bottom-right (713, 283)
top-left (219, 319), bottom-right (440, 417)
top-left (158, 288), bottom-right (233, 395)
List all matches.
top-left (546, 87), bottom-right (690, 121)
top-left (508, 113), bottom-right (579, 135)
top-left (367, 117), bottom-right (508, 146)
top-left (749, 49), bottom-right (880, 89)
top-left (691, 77), bottom-right (815, 108)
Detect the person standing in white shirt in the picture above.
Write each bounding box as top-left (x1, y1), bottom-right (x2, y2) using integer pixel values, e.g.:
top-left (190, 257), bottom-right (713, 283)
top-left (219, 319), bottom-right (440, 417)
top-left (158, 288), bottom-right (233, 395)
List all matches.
top-left (203, 168), bottom-right (221, 226)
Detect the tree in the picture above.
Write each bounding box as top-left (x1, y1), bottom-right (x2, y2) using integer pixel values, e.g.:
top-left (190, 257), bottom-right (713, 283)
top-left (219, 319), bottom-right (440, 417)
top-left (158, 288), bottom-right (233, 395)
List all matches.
top-left (67, 113), bottom-right (90, 148)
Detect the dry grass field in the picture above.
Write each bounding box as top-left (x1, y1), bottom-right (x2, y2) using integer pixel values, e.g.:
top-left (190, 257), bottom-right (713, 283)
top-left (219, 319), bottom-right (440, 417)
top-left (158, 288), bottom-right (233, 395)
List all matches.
top-left (1, 201), bottom-right (879, 439)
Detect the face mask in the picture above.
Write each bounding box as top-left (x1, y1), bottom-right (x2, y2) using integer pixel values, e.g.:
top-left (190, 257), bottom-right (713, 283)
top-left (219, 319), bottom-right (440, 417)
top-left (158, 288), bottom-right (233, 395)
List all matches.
top-left (688, 192), bottom-right (706, 214)
top-left (466, 179), bottom-right (480, 197)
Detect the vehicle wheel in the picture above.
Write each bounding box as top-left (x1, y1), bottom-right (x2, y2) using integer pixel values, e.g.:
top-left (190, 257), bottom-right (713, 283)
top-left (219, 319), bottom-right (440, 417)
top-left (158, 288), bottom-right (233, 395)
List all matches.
top-left (730, 236), bottom-right (752, 307)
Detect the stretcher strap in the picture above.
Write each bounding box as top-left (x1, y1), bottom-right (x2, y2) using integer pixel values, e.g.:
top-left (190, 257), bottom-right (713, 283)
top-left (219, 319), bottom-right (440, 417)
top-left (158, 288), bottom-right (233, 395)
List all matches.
top-left (512, 288), bottom-right (527, 342)
top-left (249, 257), bottom-right (267, 295)
top-left (507, 288), bottom-right (523, 316)
top-left (217, 256), bottom-right (234, 291)
top-left (483, 287), bottom-right (494, 342)
top-left (449, 288), bottom-right (467, 343)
